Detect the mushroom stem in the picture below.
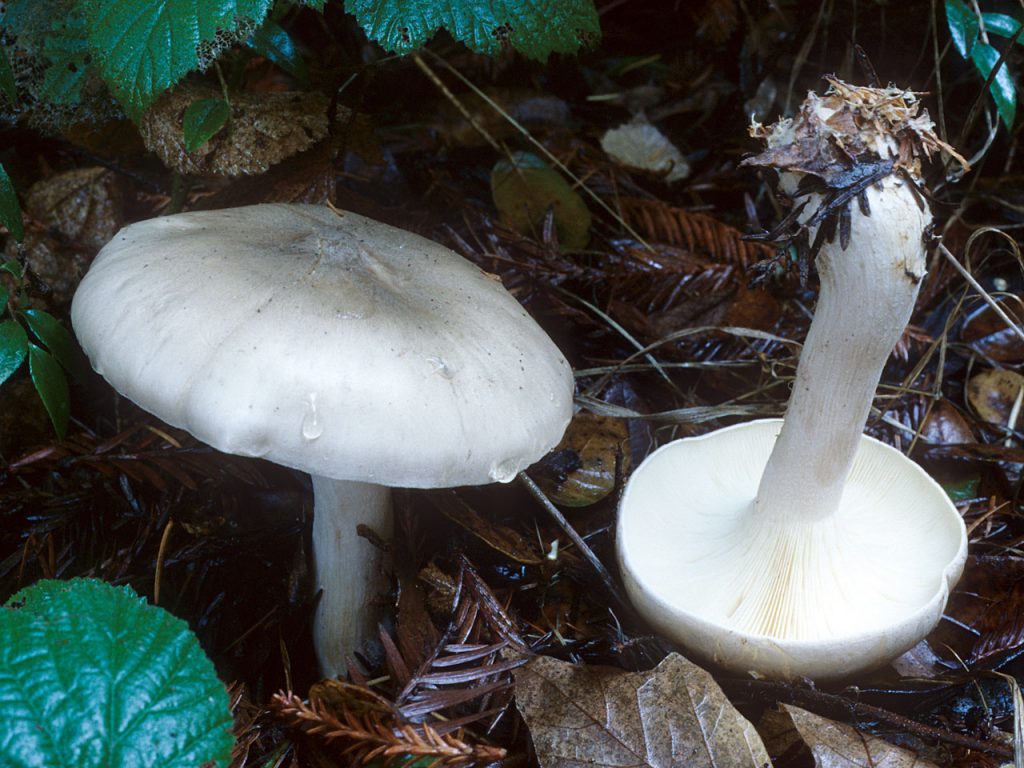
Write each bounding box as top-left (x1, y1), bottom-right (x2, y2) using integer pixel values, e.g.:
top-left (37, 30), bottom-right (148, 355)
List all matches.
top-left (754, 177), bottom-right (930, 524)
top-left (311, 477), bottom-right (393, 677)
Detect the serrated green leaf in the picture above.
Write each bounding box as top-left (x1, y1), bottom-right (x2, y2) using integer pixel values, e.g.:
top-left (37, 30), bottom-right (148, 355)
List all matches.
top-left (248, 19), bottom-right (309, 82)
top-left (0, 320), bottom-right (29, 386)
top-left (946, 0), bottom-right (979, 57)
top-left (183, 98), bottom-right (232, 152)
top-left (0, 46), bottom-right (18, 107)
top-left (1, 578), bottom-right (234, 768)
top-left (345, 0), bottom-right (600, 60)
top-left (23, 309), bottom-right (90, 382)
top-left (0, 163), bottom-right (24, 242)
top-left (28, 342), bottom-right (69, 438)
top-left (971, 41), bottom-right (1017, 128)
top-left (38, 15), bottom-right (93, 105)
top-left (981, 12), bottom-right (1022, 40)
top-left (80, 0), bottom-right (274, 119)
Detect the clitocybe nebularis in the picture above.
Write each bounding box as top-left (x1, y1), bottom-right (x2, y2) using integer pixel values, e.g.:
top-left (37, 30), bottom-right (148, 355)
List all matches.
top-left (71, 204), bottom-right (574, 677)
top-left (616, 79), bottom-right (969, 680)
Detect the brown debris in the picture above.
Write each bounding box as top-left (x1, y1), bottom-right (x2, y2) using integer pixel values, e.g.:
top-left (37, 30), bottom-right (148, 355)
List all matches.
top-left (140, 85), bottom-right (332, 177)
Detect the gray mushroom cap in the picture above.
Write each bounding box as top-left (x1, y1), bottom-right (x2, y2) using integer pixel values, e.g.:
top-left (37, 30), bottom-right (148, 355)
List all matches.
top-left (71, 204), bottom-right (574, 487)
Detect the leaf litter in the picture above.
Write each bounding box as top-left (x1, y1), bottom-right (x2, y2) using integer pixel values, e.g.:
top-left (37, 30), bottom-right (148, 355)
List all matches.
top-left (3, 4), bottom-right (1024, 768)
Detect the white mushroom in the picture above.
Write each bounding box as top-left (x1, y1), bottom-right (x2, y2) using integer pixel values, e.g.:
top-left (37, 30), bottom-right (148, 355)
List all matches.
top-left (616, 79), bottom-right (968, 679)
top-left (71, 204), bottom-right (574, 676)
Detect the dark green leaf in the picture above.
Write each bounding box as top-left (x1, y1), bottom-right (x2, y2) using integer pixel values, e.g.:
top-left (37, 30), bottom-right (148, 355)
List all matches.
top-left (943, 475), bottom-right (981, 502)
top-left (971, 42), bottom-right (1017, 128)
top-left (345, 0), bottom-right (600, 60)
top-left (981, 12), bottom-right (1022, 40)
top-left (23, 309), bottom-right (90, 382)
top-left (38, 16), bottom-right (93, 104)
top-left (28, 342), bottom-right (69, 438)
top-left (0, 320), bottom-right (28, 387)
top-left (0, 578), bottom-right (234, 768)
top-left (183, 98), bottom-right (231, 152)
top-left (0, 163), bottom-right (24, 242)
top-left (946, 0), bottom-right (979, 57)
top-left (0, 284), bottom-right (7, 316)
top-left (248, 19), bottom-right (309, 82)
top-left (0, 259), bottom-right (23, 279)
top-left (80, 0), bottom-right (274, 119)
top-left (0, 46), bottom-right (17, 106)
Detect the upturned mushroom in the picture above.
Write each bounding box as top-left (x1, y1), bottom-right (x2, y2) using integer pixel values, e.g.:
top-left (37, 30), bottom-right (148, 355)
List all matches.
top-left (71, 204), bottom-right (574, 676)
top-left (616, 79), bottom-right (969, 679)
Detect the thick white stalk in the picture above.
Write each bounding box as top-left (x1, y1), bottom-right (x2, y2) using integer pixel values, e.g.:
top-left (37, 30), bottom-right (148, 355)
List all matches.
top-left (311, 477), bottom-right (393, 677)
top-left (754, 176), bottom-right (931, 523)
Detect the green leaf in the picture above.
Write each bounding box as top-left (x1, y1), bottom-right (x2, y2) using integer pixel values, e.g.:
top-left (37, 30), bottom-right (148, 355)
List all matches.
top-left (37, 14), bottom-right (93, 105)
top-left (971, 41), bottom-right (1017, 128)
top-left (183, 98), bottom-right (232, 152)
top-left (28, 342), bottom-right (70, 438)
top-left (0, 578), bottom-right (234, 768)
top-left (491, 151), bottom-right (591, 250)
top-left (23, 308), bottom-right (90, 382)
top-left (0, 284), bottom-right (8, 315)
top-left (0, 320), bottom-right (29, 387)
top-left (943, 475), bottom-right (981, 502)
top-left (0, 46), bottom-right (18, 106)
top-left (248, 19), bottom-right (309, 82)
top-left (981, 12), bottom-right (1022, 40)
top-left (946, 0), bottom-right (979, 57)
top-left (0, 163), bottom-right (24, 242)
top-left (79, 0), bottom-right (274, 119)
top-left (345, 0), bottom-right (600, 60)
top-left (0, 258), bottom-right (23, 279)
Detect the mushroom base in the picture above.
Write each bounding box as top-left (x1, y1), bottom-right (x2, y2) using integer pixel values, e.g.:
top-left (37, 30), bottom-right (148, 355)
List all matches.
top-left (616, 419), bottom-right (967, 680)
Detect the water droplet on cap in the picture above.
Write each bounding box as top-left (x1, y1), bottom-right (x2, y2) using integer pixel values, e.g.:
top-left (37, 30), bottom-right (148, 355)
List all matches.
top-left (426, 355), bottom-right (456, 380)
top-left (488, 458), bottom-right (520, 484)
top-left (302, 393), bottom-right (324, 440)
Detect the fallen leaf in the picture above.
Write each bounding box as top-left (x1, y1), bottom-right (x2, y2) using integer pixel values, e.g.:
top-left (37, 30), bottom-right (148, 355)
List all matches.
top-left (5, 167), bottom-right (125, 306)
top-left (25, 166), bottom-right (124, 250)
top-left (601, 117), bottom-right (690, 182)
top-left (920, 400), bottom-right (976, 445)
top-left (514, 652), bottom-right (770, 768)
top-left (533, 413), bottom-right (628, 506)
top-left (760, 704), bottom-right (939, 768)
top-left (961, 299), bottom-right (1024, 363)
top-left (430, 490), bottom-right (544, 565)
top-left (966, 368), bottom-right (1024, 427)
top-left (140, 85), bottom-right (330, 177)
top-left (491, 151), bottom-right (591, 251)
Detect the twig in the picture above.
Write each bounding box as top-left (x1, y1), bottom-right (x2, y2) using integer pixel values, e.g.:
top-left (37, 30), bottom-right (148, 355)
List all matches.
top-left (518, 471), bottom-right (632, 616)
top-left (722, 677), bottom-right (1015, 759)
top-left (937, 242), bottom-right (1024, 344)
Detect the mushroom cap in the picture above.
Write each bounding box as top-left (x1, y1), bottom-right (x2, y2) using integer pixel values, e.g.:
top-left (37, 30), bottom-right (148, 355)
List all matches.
top-left (71, 204), bottom-right (574, 488)
top-left (617, 419), bottom-right (967, 680)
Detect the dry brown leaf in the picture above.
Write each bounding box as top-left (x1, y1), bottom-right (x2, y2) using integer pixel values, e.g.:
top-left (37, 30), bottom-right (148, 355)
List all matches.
top-left (514, 653), bottom-right (770, 768)
top-left (966, 368), bottom-right (1024, 427)
top-left (920, 401), bottom-right (976, 445)
top-left (140, 85), bottom-right (331, 177)
top-left (431, 491), bottom-right (544, 565)
top-left (961, 299), bottom-right (1024, 363)
top-left (26, 166), bottom-right (124, 250)
top-left (760, 704), bottom-right (938, 768)
top-left (5, 166), bottom-right (125, 305)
